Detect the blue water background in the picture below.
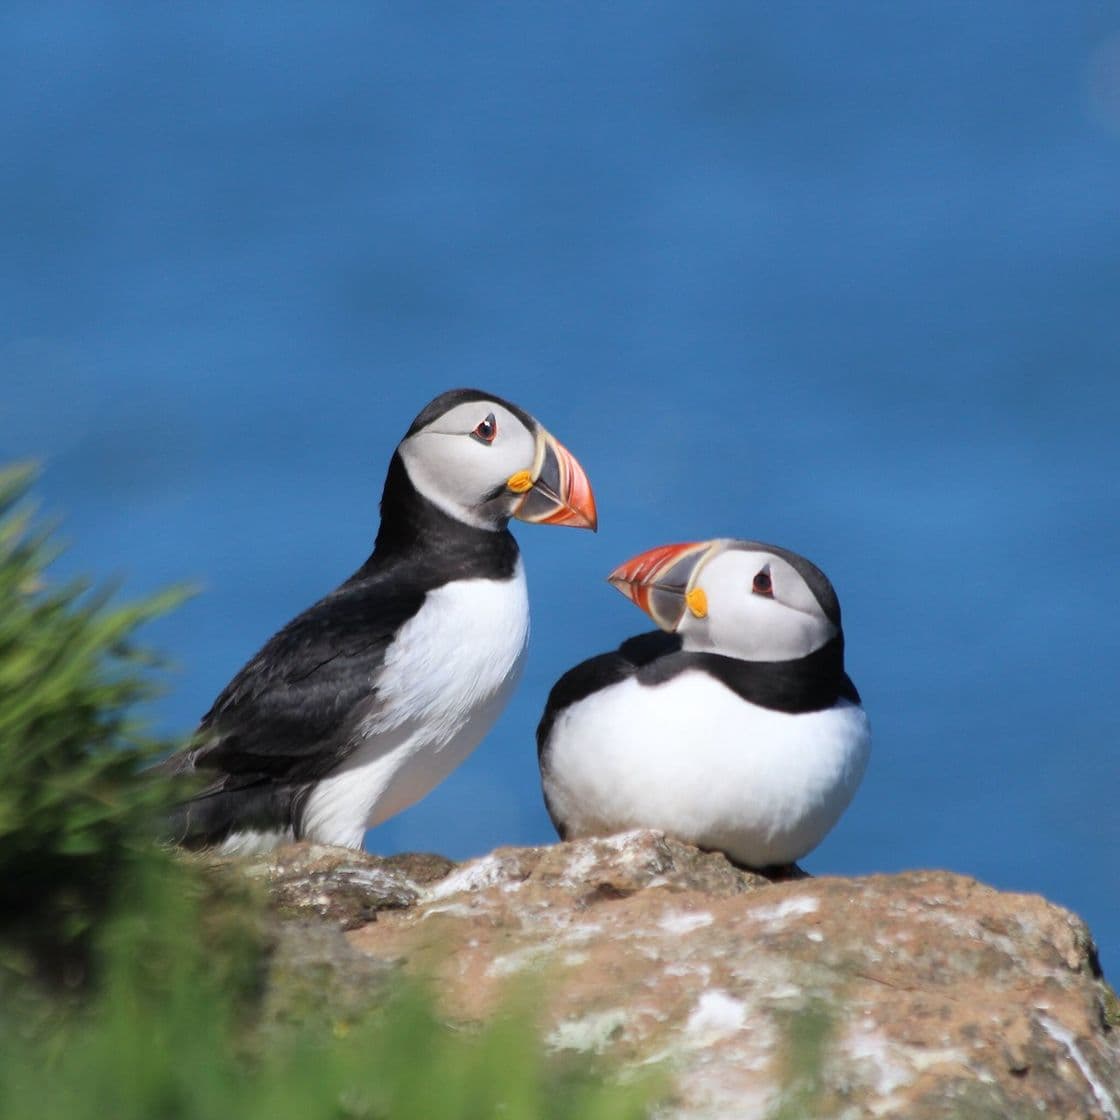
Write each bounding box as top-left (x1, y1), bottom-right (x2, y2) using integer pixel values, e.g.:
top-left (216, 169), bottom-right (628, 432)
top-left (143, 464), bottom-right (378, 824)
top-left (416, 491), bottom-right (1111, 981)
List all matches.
top-left (4, 6), bottom-right (1118, 965)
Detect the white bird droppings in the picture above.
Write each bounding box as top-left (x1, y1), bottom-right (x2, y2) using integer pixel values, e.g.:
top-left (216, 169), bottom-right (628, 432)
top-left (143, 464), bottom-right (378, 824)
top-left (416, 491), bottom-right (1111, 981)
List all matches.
top-left (548, 1009), bottom-right (630, 1053)
top-left (423, 854), bottom-right (514, 901)
top-left (749, 896), bottom-right (820, 925)
top-left (658, 911), bottom-right (715, 935)
top-left (685, 990), bottom-right (748, 1042)
top-left (1038, 1013), bottom-right (1119, 1120)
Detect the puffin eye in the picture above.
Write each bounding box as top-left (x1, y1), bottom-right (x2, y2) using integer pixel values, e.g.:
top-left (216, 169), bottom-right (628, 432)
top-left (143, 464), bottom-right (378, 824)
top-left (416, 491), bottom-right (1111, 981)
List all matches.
top-left (470, 412), bottom-right (498, 445)
top-left (752, 566), bottom-right (773, 597)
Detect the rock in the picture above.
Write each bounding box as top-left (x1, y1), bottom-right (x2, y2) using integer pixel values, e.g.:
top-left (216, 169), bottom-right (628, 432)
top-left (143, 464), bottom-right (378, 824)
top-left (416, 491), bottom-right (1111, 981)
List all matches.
top-left (248, 831), bottom-right (1120, 1119)
top-left (261, 919), bottom-right (395, 1030)
top-left (234, 842), bottom-right (454, 929)
top-left (211, 844), bottom-right (456, 1033)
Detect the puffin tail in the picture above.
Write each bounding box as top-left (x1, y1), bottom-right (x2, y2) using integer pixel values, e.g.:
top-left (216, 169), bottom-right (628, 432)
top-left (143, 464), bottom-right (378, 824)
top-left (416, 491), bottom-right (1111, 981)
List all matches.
top-left (155, 752), bottom-right (305, 851)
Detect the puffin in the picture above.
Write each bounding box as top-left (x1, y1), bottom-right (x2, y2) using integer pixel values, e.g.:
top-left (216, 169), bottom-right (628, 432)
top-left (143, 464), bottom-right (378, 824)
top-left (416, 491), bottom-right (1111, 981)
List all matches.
top-left (162, 388), bottom-right (597, 853)
top-left (537, 539), bottom-right (870, 869)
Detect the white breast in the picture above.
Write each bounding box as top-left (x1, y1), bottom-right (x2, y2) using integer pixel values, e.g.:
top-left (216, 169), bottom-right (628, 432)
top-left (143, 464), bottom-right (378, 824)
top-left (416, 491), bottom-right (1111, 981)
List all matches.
top-left (300, 558), bottom-right (531, 847)
top-left (543, 670), bottom-right (871, 867)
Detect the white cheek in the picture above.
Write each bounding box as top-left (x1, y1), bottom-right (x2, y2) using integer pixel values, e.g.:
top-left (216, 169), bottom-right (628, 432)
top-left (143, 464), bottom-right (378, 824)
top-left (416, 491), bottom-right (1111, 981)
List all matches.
top-left (399, 439), bottom-right (486, 526)
top-left (493, 422), bottom-right (538, 478)
top-left (400, 424), bottom-right (535, 528)
top-left (720, 608), bottom-right (824, 660)
top-left (682, 600), bottom-right (833, 660)
top-left (676, 612), bottom-right (715, 652)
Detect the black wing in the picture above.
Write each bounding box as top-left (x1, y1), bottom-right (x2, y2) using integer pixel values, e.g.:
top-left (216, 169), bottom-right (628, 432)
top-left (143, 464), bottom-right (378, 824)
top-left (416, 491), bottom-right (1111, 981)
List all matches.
top-left (160, 566), bottom-right (427, 844)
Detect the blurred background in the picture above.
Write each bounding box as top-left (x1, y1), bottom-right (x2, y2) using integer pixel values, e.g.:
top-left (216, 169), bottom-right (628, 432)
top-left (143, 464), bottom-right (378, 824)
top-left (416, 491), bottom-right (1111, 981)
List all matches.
top-left (3, 5), bottom-right (1117, 966)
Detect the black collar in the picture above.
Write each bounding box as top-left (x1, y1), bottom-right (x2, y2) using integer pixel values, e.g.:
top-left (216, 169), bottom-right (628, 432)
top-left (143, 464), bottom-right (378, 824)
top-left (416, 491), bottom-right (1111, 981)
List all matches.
top-left (354, 451), bottom-right (520, 584)
top-left (639, 635), bottom-right (859, 714)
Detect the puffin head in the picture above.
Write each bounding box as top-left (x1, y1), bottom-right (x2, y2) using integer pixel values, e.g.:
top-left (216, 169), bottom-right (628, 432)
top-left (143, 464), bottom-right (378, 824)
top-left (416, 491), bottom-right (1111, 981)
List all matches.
top-left (607, 539), bottom-right (842, 660)
top-left (396, 389), bottom-right (597, 533)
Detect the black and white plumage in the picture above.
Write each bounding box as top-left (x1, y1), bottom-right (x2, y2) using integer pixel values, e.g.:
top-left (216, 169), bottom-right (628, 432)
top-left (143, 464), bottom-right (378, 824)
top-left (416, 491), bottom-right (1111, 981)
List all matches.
top-left (537, 539), bottom-right (870, 868)
top-left (162, 389), bottom-right (597, 853)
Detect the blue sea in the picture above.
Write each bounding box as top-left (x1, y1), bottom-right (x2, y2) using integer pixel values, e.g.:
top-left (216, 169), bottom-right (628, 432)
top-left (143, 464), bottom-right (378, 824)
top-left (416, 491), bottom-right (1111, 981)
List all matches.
top-left (3, 5), bottom-right (1118, 967)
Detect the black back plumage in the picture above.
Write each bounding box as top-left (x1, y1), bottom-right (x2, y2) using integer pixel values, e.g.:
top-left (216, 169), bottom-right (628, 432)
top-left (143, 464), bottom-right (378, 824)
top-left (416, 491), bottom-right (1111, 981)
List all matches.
top-left (163, 448), bottom-right (520, 847)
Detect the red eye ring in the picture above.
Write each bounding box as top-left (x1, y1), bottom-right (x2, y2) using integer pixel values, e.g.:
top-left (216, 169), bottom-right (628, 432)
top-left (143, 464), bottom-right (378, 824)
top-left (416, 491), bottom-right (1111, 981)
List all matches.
top-left (752, 567), bottom-right (773, 597)
top-left (471, 412), bottom-right (498, 445)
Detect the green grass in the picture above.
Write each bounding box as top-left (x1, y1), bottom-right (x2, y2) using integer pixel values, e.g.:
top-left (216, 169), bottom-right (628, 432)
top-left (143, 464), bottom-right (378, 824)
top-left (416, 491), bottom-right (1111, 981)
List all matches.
top-left (0, 858), bottom-right (655, 1120)
top-left (0, 462), bottom-right (188, 985)
top-left (0, 462), bottom-right (659, 1120)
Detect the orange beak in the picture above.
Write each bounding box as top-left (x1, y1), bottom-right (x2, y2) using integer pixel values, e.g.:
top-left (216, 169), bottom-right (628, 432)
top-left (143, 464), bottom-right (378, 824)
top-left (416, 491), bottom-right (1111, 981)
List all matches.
top-left (511, 430), bottom-right (598, 531)
top-left (607, 540), bottom-right (718, 631)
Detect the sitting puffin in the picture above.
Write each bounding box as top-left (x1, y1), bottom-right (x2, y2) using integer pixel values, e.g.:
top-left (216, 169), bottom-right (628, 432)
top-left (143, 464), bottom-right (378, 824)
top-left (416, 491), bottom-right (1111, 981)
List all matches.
top-left (163, 388), bottom-right (597, 853)
top-left (537, 539), bottom-right (870, 869)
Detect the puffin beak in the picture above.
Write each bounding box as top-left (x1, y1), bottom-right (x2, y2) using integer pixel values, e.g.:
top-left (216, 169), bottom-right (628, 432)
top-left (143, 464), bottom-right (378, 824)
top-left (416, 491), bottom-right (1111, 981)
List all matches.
top-left (607, 540), bottom-right (721, 631)
top-left (510, 429), bottom-right (598, 531)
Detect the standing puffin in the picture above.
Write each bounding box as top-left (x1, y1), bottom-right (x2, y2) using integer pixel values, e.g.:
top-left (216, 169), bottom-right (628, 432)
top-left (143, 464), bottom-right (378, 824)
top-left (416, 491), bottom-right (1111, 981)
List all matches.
top-left (537, 539), bottom-right (870, 869)
top-left (163, 389), bottom-right (597, 853)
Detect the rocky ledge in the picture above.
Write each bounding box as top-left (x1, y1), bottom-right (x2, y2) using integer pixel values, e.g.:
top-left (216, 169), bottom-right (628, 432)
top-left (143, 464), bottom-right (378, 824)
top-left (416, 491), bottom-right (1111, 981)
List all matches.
top-left (233, 831), bottom-right (1119, 1119)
